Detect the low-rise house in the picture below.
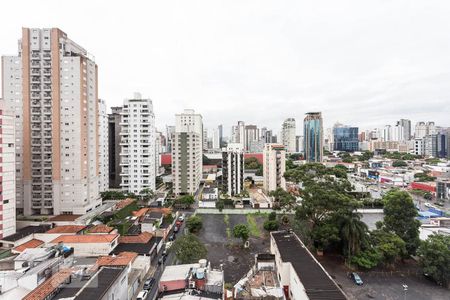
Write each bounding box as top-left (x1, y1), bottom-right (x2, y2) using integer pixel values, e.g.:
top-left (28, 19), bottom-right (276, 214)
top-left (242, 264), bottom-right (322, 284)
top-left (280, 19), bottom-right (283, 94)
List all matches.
top-left (48, 234), bottom-right (119, 257)
top-left (0, 225), bottom-right (50, 248)
top-left (159, 259), bottom-right (223, 297)
top-left (141, 212), bottom-right (164, 233)
top-left (12, 239), bottom-right (45, 254)
top-left (22, 266), bottom-right (128, 300)
top-left (233, 254), bottom-right (284, 299)
top-left (270, 231), bottom-right (347, 300)
top-left (86, 224), bottom-right (117, 235)
top-left (112, 232), bottom-right (163, 257)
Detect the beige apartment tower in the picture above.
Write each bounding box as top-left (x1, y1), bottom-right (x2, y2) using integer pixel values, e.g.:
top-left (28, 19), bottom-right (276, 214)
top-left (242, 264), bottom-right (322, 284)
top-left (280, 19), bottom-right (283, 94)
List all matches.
top-left (263, 144), bottom-right (286, 192)
top-left (2, 28), bottom-right (101, 216)
top-left (172, 109), bottom-right (203, 195)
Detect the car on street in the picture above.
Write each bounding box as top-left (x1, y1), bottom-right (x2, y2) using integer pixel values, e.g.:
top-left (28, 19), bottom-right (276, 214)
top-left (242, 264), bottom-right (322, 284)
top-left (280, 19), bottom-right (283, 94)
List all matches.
top-left (174, 226), bottom-right (179, 233)
top-left (143, 278), bottom-right (155, 290)
top-left (168, 233), bottom-right (176, 241)
top-left (158, 255), bottom-right (167, 265)
top-left (350, 272), bottom-right (363, 285)
top-left (175, 220), bottom-right (182, 226)
top-left (136, 290), bottom-right (148, 300)
top-left (424, 202), bottom-right (432, 208)
top-left (178, 215), bottom-right (185, 222)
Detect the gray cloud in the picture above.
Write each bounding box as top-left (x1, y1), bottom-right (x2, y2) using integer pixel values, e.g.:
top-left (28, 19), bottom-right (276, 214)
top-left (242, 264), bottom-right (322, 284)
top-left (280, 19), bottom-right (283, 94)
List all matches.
top-left (1, 0), bottom-right (450, 135)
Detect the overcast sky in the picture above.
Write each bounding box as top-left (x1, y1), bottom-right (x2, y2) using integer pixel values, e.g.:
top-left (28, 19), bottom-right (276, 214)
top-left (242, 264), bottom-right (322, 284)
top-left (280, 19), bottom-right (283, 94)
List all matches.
top-left (1, 0), bottom-right (449, 136)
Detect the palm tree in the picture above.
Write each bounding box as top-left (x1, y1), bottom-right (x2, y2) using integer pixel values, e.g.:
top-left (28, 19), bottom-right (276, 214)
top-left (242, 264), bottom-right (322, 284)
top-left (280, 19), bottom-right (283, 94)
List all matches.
top-left (338, 212), bottom-right (368, 261)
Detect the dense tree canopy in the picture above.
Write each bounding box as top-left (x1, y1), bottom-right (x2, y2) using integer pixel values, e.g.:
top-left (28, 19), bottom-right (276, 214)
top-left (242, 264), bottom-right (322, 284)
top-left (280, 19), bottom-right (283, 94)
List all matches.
top-left (172, 234), bottom-right (207, 264)
top-left (269, 188), bottom-right (297, 210)
top-left (233, 224), bottom-right (250, 244)
top-left (186, 215), bottom-right (203, 233)
top-left (417, 234), bottom-right (450, 287)
top-left (175, 195), bottom-right (195, 208)
top-left (382, 189), bottom-right (420, 255)
top-left (392, 160), bottom-right (407, 167)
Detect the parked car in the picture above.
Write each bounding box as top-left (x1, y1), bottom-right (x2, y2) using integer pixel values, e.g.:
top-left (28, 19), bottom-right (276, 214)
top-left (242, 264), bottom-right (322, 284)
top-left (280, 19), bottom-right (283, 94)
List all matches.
top-left (143, 278), bottom-right (155, 290)
top-left (175, 220), bottom-right (182, 226)
top-left (158, 255), bottom-right (167, 265)
top-left (168, 233), bottom-right (176, 241)
top-left (136, 290), bottom-right (148, 300)
top-left (174, 226), bottom-right (179, 233)
top-left (350, 272), bottom-right (363, 285)
top-left (425, 202), bottom-right (432, 208)
top-left (178, 215), bottom-right (185, 222)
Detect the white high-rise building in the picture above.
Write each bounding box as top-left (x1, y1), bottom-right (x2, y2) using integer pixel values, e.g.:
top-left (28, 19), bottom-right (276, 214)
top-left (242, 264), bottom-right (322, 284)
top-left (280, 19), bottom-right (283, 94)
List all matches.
top-left (263, 144), bottom-right (286, 192)
top-left (281, 118), bottom-right (296, 153)
top-left (98, 99), bottom-right (109, 193)
top-left (212, 127), bottom-right (221, 149)
top-left (382, 125), bottom-right (392, 141)
top-left (172, 109), bottom-right (203, 195)
top-left (222, 143), bottom-right (244, 196)
top-left (119, 93), bottom-right (156, 194)
top-left (0, 102), bottom-right (16, 238)
top-left (2, 28), bottom-right (101, 215)
top-left (415, 121), bottom-right (436, 139)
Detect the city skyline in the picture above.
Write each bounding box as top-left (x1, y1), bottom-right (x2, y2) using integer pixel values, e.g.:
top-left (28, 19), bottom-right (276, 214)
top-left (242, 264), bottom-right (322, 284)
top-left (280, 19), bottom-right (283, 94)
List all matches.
top-left (1, 1), bottom-right (450, 131)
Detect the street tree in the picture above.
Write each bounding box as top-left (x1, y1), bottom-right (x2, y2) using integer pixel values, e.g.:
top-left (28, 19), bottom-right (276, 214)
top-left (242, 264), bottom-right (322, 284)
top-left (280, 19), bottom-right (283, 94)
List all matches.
top-left (186, 215), bottom-right (203, 233)
top-left (172, 234), bottom-right (207, 264)
top-left (417, 234), bottom-right (450, 287)
top-left (176, 195), bottom-right (195, 209)
top-left (382, 189), bottom-right (420, 255)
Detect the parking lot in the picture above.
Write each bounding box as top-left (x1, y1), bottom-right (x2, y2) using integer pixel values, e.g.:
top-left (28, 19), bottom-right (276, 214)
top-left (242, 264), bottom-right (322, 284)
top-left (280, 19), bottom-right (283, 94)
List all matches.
top-left (319, 256), bottom-right (450, 300)
top-left (196, 213), bottom-right (270, 284)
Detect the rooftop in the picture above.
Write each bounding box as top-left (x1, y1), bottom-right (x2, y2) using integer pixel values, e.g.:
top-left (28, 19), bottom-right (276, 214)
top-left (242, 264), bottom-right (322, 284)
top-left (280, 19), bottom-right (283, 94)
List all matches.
top-left (112, 236), bottom-right (162, 255)
top-left (115, 198), bottom-right (135, 210)
top-left (46, 225), bottom-right (86, 234)
top-left (132, 207), bottom-right (150, 217)
top-left (1, 225), bottom-right (51, 242)
top-left (14, 247), bottom-right (55, 262)
top-left (50, 234), bottom-right (118, 244)
top-left (271, 231), bottom-right (347, 300)
top-left (86, 224), bottom-right (115, 234)
top-left (75, 267), bottom-right (125, 300)
top-left (23, 268), bottom-right (72, 300)
top-left (119, 232), bottom-right (152, 244)
top-left (47, 214), bottom-right (82, 222)
top-left (160, 263), bottom-right (200, 282)
top-left (12, 239), bottom-right (44, 253)
top-left (96, 251), bottom-right (138, 267)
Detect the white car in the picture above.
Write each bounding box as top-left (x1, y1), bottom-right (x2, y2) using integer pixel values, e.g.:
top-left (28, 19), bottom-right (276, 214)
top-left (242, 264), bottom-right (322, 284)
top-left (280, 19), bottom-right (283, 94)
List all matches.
top-left (178, 215), bottom-right (185, 222)
top-left (137, 290), bottom-right (148, 300)
top-left (424, 202), bottom-right (432, 208)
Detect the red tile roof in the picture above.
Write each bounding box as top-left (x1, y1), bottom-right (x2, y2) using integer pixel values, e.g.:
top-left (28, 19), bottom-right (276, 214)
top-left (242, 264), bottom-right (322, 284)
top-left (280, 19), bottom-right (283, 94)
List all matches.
top-left (96, 252), bottom-right (138, 266)
top-left (23, 268), bottom-right (72, 300)
top-left (115, 198), bottom-right (135, 210)
top-left (87, 224), bottom-right (115, 234)
top-left (50, 234), bottom-right (119, 244)
top-left (46, 225), bottom-right (86, 234)
top-left (12, 239), bottom-right (44, 253)
top-left (119, 232), bottom-right (152, 244)
top-left (132, 208), bottom-right (150, 218)
top-left (47, 214), bottom-right (82, 222)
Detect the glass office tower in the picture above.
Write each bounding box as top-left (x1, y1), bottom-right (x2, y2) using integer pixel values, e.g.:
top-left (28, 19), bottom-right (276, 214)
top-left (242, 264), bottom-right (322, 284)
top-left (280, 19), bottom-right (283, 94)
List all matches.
top-left (304, 112), bottom-right (323, 162)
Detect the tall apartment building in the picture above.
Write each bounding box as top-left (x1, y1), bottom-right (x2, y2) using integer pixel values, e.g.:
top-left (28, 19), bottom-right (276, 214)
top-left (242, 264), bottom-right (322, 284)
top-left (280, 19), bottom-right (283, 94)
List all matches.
top-left (212, 127), bottom-right (221, 149)
top-left (0, 102), bottom-right (16, 238)
top-left (172, 109), bottom-right (203, 195)
top-left (281, 118), bottom-right (296, 153)
top-left (98, 99), bottom-right (109, 193)
top-left (304, 112), bottom-right (323, 163)
top-left (295, 136), bottom-right (304, 153)
top-left (415, 121), bottom-right (436, 139)
top-left (231, 121), bottom-right (245, 146)
top-left (222, 143), bottom-right (244, 196)
top-left (108, 106), bottom-right (122, 188)
top-left (263, 144), bottom-right (286, 192)
top-left (244, 125), bottom-right (259, 152)
top-left (166, 125), bottom-right (175, 153)
top-left (2, 28), bottom-right (101, 215)
top-left (333, 124), bottom-right (359, 152)
top-left (218, 124), bottom-right (223, 147)
top-left (119, 94), bottom-right (156, 194)
top-left (397, 119), bottom-right (411, 141)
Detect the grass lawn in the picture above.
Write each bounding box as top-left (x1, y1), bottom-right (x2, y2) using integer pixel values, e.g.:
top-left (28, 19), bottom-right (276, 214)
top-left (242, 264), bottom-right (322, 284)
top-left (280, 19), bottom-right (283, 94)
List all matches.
top-left (246, 214), bottom-right (261, 237)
